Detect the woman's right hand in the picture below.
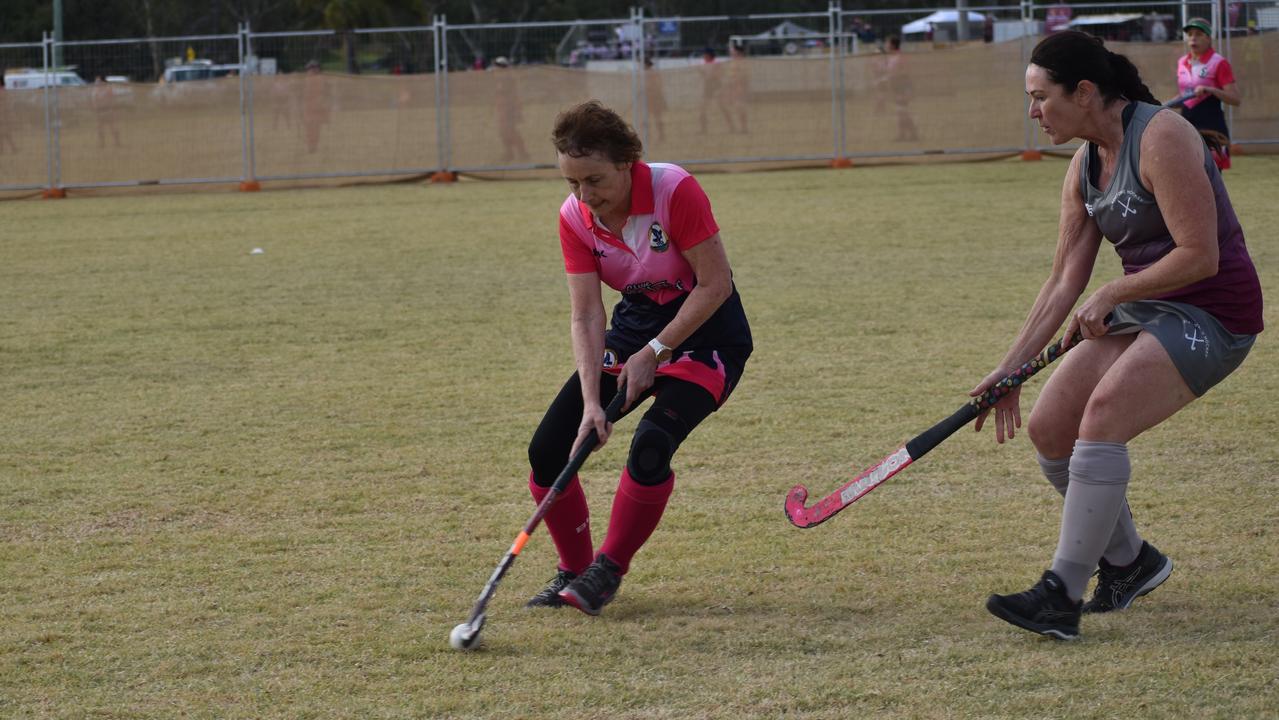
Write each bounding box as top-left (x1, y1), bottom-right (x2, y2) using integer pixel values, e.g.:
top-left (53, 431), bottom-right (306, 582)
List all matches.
top-left (970, 368), bottom-right (1023, 444)
top-left (570, 400), bottom-right (612, 458)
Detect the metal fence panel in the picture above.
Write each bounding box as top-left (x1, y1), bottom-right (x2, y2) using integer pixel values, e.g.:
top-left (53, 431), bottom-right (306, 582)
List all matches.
top-left (643, 12), bottom-right (838, 165)
top-left (839, 5), bottom-right (1030, 158)
top-left (1230, 0), bottom-right (1279, 145)
top-left (445, 21), bottom-right (610, 171)
top-left (54, 35), bottom-right (244, 187)
top-left (0, 42), bottom-right (50, 189)
top-left (248, 28), bottom-right (441, 180)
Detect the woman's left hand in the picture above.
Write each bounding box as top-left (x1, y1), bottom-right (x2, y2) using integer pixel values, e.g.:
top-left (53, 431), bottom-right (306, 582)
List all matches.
top-left (618, 347), bottom-right (658, 411)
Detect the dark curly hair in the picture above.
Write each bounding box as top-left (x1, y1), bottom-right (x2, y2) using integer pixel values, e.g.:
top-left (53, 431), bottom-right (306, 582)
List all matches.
top-left (551, 100), bottom-right (643, 165)
top-left (1030, 31), bottom-right (1156, 105)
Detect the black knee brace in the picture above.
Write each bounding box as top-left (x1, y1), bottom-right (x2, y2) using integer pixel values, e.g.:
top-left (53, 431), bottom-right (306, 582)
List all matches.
top-left (626, 418), bottom-right (675, 485)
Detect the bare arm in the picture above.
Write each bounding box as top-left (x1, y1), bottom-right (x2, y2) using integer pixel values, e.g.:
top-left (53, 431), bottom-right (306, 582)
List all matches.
top-left (1196, 81), bottom-right (1241, 106)
top-left (1066, 111), bottom-right (1219, 340)
top-left (618, 233), bottom-right (734, 410)
top-left (655, 234), bottom-right (734, 349)
top-left (1001, 146), bottom-right (1103, 365)
top-left (567, 272), bottom-right (610, 452)
top-left (972, 146), bottom-right (1102, 442)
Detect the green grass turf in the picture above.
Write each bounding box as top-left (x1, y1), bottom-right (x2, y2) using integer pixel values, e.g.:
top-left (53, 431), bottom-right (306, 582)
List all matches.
top-left (2, 157), bottom-right (1277, 718)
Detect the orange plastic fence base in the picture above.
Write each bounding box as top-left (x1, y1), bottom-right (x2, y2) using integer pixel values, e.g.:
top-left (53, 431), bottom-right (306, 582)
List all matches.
top-left (1021, 150), bottom-right (1043, 161)
top-left (239, 180), bottom-right (261, 192)
top-left (42, 188), bottom-right (66, 199)
top-left (830, 157), bottom-right (854, 168)
top-left (430, 171), bottom-right (458, 183)
top-left (1230, 144), bottom-right (1243, 157)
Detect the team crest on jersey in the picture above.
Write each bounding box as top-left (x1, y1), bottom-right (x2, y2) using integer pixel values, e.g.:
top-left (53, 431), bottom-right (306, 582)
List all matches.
top-left (1114, 190), bottom-right (1141, 219)
top-left (602, 348), bottom-right (619, 368)
top-left (649, 222), bottom-right (669, 252)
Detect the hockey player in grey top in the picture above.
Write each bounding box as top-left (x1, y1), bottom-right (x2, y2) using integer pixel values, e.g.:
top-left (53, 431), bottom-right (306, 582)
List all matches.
top-left (972, 31), bottom-right (1263, 640)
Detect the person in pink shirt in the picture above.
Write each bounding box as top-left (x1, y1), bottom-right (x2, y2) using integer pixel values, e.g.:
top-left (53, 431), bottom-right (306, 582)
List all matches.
top-left (1175, 17), bottom-right (1241, 169)
top-left (524, 101), bottom-right (752, 616)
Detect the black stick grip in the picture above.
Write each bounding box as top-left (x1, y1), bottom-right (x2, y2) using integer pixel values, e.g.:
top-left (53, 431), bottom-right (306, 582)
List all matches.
top-left (546, 386), bottom-right (628, 495)
top-left (906, 404), bottom-right (979, 460)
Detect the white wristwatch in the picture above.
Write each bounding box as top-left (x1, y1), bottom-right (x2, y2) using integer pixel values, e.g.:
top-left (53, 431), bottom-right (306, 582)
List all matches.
top-left (647, 337), bottom-right (673, 363)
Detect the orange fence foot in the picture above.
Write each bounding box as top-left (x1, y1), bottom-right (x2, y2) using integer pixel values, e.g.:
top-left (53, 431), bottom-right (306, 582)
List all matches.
top-left (42, 188), bottom-right (66, 199)
top-left (430, 171), bottom-right (458, 183)
top-left (1230, 144), bottom-right (1243, 157)
top-left (1020, 150), bottom-right (1043, 161)
top-left (239, 180), bottom-right (261, 192)
top-left (830, 157), bottom-right (853, 169)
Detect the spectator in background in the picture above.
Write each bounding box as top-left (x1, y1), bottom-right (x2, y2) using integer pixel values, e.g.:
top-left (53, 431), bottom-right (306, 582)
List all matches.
top-left (492, 57), bottom-right (529, 163)
top-left (876, 35), bottom-right (919, 142)
top-left (301, 60), bottom-right (333, 154)
top-left (721, 42), bottom-right (750, 134)
top-left (92, 77), bottom-right (123, 149)
top-left (697, 47), bottom-right (721, 135)
top-left (1175, 17), bottom-right (1240, 170)
top-left (269, 73), bottom-right (295, 130)
top-left (643, 57), bottom-right (667, 143)
top-left (0, 86), bottom-right (19, 156)
top-left (1150, 20), bottom-right (1169, 43)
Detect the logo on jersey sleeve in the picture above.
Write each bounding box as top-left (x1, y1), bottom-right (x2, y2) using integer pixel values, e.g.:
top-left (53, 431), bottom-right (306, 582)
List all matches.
top-left (649, 222), bottom-right (669, 252)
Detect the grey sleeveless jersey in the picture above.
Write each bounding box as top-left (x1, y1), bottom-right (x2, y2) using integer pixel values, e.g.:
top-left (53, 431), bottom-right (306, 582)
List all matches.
top-left (1079, 102), bottom-right (1179, 270)
top-left (1078, 101), bottom-right (1263, 336)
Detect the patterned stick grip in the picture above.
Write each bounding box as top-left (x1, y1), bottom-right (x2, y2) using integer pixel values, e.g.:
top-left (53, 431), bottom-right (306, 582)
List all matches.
top-left (970, 330), bottom-right (1083, 411)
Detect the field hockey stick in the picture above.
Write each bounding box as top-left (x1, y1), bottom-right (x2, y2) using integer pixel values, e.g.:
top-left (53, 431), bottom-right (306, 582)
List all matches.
top-left (1163, 91), bottom-right (1196, 109)
top-left (785, 329), bottom-right (1086, 529)
top-left (450, 386), bottom-right (627, 650)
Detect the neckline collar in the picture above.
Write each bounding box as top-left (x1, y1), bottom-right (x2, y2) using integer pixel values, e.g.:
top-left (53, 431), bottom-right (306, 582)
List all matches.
top-left (578, 161), bottom-right (654, 232)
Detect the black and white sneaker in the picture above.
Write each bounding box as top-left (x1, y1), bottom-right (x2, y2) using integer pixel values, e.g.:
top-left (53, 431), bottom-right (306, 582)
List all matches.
top-left (558, 553), bottom-right (623, 616)
top-left (1082, 541), bottom-right (1173, 614)
top-left (986, 570), bottom-right (1082, 641)
top-left (525, 569), bottom-right (576, 609)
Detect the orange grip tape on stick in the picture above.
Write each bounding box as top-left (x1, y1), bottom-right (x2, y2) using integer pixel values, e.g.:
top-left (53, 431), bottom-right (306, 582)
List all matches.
top-left (510, 531), bottom-right (531, 556)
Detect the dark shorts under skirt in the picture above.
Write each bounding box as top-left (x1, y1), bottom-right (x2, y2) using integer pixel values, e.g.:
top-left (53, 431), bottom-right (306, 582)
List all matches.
top-left (1108, 300), bottom-right (1256, 396)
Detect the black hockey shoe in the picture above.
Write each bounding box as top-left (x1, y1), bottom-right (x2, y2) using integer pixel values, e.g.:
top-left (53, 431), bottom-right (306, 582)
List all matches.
top-left (525, 569), bottom-right (577, 608)
top-left (1082, 541), bottom-right (1173, 614)
top-left (986, 570), bottom-right (1082, 641)
top-left (558, 553), bottom-right (623, 616)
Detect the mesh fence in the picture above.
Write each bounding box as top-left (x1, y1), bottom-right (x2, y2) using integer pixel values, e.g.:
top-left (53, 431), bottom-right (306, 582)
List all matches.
top-left (0, 41), bottom-right (49, 189)
top-left (1, 2), bottom-right (1277, 195)
top-left (52, 35), bottom-right (246, 187)
top-left (247, 29), bottom-right (440, 180)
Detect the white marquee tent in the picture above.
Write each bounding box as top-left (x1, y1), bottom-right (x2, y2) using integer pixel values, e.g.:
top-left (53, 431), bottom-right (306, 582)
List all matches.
top-left (901, 10), bottom-right (987, 35)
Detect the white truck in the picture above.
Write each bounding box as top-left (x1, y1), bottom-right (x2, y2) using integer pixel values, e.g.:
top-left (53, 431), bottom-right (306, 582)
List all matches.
top-left (3, 68), bottom-right (88, 90)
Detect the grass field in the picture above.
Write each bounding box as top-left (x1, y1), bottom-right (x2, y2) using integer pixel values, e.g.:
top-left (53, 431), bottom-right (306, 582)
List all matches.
top-left (3, 157), bottom-right (1277, 718)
